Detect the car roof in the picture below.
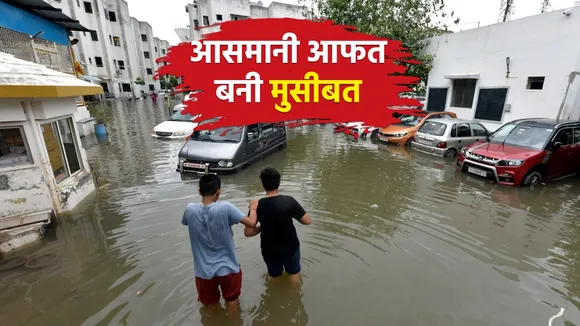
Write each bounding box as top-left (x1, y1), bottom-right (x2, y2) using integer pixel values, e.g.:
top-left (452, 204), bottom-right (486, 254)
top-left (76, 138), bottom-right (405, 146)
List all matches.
top-left (423, 118), bottom-right (477, 125)
top-left (510, 118), bottom-right (580, 128)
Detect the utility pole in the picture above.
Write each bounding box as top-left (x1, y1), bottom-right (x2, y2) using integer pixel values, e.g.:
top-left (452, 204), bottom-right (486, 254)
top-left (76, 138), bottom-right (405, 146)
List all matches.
top-left (541, 0), bottom-right (551, 13)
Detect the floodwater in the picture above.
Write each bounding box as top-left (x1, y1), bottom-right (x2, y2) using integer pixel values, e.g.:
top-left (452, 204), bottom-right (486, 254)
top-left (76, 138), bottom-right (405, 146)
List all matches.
top-left (1, 100), bottom-right (580, 326)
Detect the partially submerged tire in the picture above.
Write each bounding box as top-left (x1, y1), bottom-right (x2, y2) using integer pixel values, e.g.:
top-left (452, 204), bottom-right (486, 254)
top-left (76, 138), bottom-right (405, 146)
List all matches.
top-left (371, 130), bottom-right (379, 138)
top-left (444, 149), bottom-right (457, 158)
top-left (405, 139), bottom-right (413, 147)
top-left (522, 170), bottom-right (542, 187)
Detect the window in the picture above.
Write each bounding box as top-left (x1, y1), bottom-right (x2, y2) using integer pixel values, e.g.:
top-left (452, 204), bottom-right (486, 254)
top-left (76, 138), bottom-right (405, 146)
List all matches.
top-left (113, 36), bottom-right (120, 47)
top-left (456, 123), bottom-right (471, 137)
top-left (527, 77), bottom-right (545, 90)
top-left (451, 79), bottom-right (476, 108)
top-left (155, 46), bottom-right (158, 52)
top-left (109, 11), bottom-right (117, 22)
top-left (109, 35), bottom-right (112, 44)
top-left (76, 0), bottom-right (80, 7)
top-left (146, 68), bottom-right (153, 75)
top-left (419, 121), bottom-right (447, 136)
top-left (474, 88), bottom-right (508, 122)
top-left (144, 51), bottom-right (150, 59)
top-left (40, 119), bottom-right (82, 184)
top-left (216, 14), bottom-right (223, 21)
top-left (121, 83), bottom-right (131, 92)
top-left (0, 127), bottom-right (32, 167)
top-left (247, 124), bottom-right (260, 141)
top-left (553, 129), bottom-right (574, 146)
top-left (193, 19), bottom-right (199, 28)
top-left (83, 1), bottom-right (93, 13)
top-left (575, 128), bottom-right (580, 144)
top-left (471, 123), bottom-right (488, 137)
top-left (89, 58), bottom-right (92, 64)
top-left (90, 30), bottom-right (98, 41)
top-left (104, 9), bottom-right (109, 20)
top-left (149, 84), bottom-right (155, 91)
top-left (141, 34), bottom-right (147, 42)
top-left (450, 124), bottom-right (457, 138)
top-left (426, 87), bottom-right (448, 112)
top-left (95, 56), bottom-right (103, 67)
top-left (162, 49), bottom-right (166, 54)
top-left (203, 15), bottom-right (209, 25)
top-left (117, 60), bottom-right (125, 70)
top-left (260, 123), bottom-right (274, 134)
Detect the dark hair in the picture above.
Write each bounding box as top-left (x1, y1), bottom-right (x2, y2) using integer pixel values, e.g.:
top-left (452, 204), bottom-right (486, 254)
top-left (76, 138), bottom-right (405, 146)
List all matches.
top-left (199, 174), bottom-right (221, 196)
top-left (260, 167), bottom-right (280, 191)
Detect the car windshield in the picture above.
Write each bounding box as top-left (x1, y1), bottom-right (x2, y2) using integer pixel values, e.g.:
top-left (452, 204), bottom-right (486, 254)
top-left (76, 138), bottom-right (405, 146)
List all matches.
top-left (171, 111), bottom-right (197, 122)
top-left (190, 118), bottom-right (243, 143)
top-left (489, 123), bottom-right (553, 150)
top-left (398, 115), bottom-right (423, 126)
top-left (418, 121), bottom-right (447, 136)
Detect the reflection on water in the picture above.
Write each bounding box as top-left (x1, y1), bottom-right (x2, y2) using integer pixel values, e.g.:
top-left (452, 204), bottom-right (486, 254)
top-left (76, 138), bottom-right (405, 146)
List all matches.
top-left (0, 100), bottom-right (580, 325)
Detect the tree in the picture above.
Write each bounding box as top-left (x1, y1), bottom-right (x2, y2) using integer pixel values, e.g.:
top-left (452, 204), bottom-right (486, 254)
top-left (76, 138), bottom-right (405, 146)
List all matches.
top-left (168, 76), bottom-right (179, 89)
top-left (134, 77), bottom-right (146, 85)
top-left (309, 0), bottom-right (459, 92)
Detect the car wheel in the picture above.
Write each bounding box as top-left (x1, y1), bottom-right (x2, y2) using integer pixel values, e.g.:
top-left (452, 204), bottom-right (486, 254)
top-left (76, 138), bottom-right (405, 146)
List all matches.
top-left (371, 130), bottom-right (379, 138)
top-left (404, 139), bottom-right (413, 147)
top-left (522, 170), bottom-right (542, 187)
top-left (444, 149), bottom-right (457, 157)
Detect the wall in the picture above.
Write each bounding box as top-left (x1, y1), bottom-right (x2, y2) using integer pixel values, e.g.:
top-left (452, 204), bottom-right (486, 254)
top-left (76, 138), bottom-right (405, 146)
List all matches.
top-left (0, 1), bottom-right (69, 45)
top-left (425, 6), bottom-right (580, 131)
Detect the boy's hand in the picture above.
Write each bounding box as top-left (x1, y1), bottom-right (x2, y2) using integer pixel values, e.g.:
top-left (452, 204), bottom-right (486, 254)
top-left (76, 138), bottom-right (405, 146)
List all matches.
top-left (249, 199), bottom-right (259, 210)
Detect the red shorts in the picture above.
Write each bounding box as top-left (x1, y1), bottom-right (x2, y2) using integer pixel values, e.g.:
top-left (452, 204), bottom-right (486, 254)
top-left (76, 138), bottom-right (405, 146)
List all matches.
top-left (195, 269), bottom-right (242, 305)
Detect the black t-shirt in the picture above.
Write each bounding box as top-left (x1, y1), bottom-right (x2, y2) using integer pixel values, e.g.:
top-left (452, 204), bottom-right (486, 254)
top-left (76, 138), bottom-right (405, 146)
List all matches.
top-left (255, 195), bottom-right (306, 261)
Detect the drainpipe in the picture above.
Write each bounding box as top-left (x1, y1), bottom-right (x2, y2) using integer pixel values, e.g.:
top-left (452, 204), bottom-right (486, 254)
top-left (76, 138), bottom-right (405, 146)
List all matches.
top-left (22, 101), bottom-right (62, 213)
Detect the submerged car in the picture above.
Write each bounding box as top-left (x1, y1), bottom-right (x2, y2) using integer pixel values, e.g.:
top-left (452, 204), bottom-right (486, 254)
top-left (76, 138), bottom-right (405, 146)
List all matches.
top-left (411, 118), bottom-right (490, 157)
top-left (458, 118), bottom-right (580, 187)
top-left (378, 111), bottom-right (457, 146)
top-left (151, 110), bottom-right (198, 139)
top-left (177, 120), bottom-right (287, 173)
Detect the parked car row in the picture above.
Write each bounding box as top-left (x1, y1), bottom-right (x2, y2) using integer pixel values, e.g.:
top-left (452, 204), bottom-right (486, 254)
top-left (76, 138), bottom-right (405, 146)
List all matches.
top-left (376, 115), bottom-right (580, 187)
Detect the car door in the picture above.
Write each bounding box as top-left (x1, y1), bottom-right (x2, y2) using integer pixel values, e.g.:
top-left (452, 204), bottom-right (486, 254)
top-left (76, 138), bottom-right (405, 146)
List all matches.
top-left (470, 123), bottom-right (489, 143)
top-left (259, 123), bottom-right (276, 155)
top-left (572, 127), bottom-right (580, 173)
top-left (453, 123), bottom-right (472, 150)
top-left (546, 127), bottom-right (575, 179)
top-left (242, 124), bottom-right (262, 163)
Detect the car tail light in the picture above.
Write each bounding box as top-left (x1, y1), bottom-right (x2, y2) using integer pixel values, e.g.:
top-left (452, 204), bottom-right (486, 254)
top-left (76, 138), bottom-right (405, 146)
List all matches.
top-left (436, 141), bottom-right (447, 148)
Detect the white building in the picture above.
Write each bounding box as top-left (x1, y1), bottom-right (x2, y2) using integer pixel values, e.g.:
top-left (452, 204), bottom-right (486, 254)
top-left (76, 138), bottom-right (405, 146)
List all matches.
top-left (0, 52), bottom-right (102, 252)
top-left (177, 0), bottom-right (309, 42)
top-left (424, 4), bottom-right (580, 132)
top-left (43, 0), bottom-right (172, 99)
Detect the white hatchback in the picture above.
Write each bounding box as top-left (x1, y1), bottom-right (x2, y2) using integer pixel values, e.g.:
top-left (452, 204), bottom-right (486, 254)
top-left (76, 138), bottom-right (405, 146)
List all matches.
top-left (152, 111), bottom-right (199, 139)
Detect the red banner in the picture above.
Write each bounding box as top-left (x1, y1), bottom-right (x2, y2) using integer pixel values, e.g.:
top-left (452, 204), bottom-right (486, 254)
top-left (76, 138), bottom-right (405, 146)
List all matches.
top-left (156, 18), bottom-right (425, 130)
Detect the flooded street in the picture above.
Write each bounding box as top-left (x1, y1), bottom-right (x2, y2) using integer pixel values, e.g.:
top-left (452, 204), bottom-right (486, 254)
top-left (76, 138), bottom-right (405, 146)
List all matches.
top-left (1, 100), bottom-right (580, 326)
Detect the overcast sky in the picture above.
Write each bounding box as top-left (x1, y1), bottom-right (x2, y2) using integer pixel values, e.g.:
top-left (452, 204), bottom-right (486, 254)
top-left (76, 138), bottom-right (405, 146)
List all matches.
top-left (125, 0), bottom-right (578, 45)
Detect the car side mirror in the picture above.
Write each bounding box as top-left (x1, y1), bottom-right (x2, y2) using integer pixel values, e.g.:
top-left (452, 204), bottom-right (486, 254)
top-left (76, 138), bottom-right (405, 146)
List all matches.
top-left (554, 142), bottom-right (563, 150)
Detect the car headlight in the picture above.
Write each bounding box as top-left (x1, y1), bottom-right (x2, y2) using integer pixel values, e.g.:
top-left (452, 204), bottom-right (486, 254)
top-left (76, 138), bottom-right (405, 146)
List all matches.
top-left (498, 159), bottom-right (524, 166)
top-left (152, 128), bottom-right (156, 134)
top-left (217, 160), bottom-right (234, 168)
top-left (174, 130), bottom-right (186, 136)
top-left (461, 147), bottom-right (468, 155)
top-left (393, 132), bottom-right (408, 137)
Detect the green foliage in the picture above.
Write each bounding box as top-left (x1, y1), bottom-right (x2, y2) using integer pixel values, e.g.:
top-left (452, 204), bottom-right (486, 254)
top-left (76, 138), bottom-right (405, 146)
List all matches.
top-left (307, 0), bottom-right (459, 92)
top-left (168, 76), bottom-right (179, 88)
top-left (134, 77), bottom-right (146, 85)
top-left (87, 103), bottom-right (113, 125)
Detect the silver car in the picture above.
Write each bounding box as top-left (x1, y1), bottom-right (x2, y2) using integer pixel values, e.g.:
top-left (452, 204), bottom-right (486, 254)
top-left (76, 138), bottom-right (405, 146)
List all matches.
top-left (411, 118), bottom-right (490, 157)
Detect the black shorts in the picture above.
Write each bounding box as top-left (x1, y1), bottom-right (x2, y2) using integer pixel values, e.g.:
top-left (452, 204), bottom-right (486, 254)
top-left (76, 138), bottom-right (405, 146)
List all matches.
top-left (264, 247), bottom-right (301, 277)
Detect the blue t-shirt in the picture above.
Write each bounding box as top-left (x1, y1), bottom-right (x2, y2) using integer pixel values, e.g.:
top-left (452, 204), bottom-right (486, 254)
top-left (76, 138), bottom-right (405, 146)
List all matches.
top-left (181, 201), bottom-right (245, 279)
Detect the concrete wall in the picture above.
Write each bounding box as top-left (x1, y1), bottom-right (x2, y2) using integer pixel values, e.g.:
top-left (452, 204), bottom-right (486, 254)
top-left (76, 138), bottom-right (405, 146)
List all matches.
top-left (425, 6), bottom-right (580, 131)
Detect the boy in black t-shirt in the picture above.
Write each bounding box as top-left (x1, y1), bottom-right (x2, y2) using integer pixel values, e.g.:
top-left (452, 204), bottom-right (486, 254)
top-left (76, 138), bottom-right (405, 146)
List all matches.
top-left (244, 167), bottom-right (312, 283)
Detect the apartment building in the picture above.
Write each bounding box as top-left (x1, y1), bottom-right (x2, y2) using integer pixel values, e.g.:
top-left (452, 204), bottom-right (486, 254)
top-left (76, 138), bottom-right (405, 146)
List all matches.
top-left (177, 0), bottom-right (308, 42)
top-left (44, 0), bottom-right (171, 99)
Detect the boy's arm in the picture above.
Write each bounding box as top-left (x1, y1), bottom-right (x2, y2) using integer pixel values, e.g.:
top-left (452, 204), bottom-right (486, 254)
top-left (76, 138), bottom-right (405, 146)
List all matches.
top-left (181, 205), bottom-right (189, 226)
top-left (244, 223), bottom-right (261, 237)
top-left (292, 198), bottom-right (311, 225)
top-left (230, 200), bottom-right (259, 228)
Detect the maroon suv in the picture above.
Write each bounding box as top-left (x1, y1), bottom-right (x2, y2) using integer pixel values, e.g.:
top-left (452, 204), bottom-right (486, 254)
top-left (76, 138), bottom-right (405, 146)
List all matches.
top-left (457, 118), bottom-right (580, 187)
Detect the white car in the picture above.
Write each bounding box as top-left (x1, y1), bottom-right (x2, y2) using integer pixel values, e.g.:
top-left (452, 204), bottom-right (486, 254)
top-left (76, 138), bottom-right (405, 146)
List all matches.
top-left (152, 111), bottom-right (199, 139)
top-left (158, 90), bottom-right (168, 97)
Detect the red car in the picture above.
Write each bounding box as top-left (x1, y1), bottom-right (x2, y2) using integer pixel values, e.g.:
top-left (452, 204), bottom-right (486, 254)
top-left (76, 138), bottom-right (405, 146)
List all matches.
top-left (457, 118), bottom-right (580, 187)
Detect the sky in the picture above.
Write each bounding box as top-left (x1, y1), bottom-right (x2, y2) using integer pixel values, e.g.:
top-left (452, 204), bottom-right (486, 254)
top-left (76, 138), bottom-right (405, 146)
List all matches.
top-left (125, 0), bottom-right (578, 45)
